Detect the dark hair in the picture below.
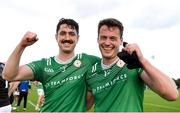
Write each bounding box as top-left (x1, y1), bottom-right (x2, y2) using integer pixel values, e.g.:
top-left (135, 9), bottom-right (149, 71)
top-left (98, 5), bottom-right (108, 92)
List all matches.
top-left (0, 62), bottom-right (5, 74)
top-left (56, 18), bottom-right (79, 35)
top-left (98, 18), bottom-right (124, 38)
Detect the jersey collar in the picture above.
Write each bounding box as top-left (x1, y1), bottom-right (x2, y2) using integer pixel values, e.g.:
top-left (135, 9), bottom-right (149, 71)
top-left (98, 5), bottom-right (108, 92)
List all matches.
top-left (54, 54), bottom-right (77, 64)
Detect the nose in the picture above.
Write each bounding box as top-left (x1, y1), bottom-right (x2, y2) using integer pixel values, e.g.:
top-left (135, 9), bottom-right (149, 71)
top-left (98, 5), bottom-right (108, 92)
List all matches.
top-left (104, 38), bottom-right (111, 45)
top-left (64, 34), bottom-right (70, 40)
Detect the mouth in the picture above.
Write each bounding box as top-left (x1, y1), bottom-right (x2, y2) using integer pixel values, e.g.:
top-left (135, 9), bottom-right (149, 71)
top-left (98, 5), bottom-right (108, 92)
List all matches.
top-left (102, 45), bottom-right (114, 51)
top-left (103, 47), bottom-right (112, 51)
top-left (61, 40), bottom-right (74, 44)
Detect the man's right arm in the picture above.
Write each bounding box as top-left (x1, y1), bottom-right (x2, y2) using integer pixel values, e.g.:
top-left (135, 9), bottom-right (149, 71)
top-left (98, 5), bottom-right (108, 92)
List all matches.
top-left (2, 31), bottom-right (38, 81)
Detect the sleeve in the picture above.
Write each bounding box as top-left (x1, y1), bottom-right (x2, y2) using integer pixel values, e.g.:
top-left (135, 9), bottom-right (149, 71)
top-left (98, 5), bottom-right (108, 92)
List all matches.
top-left (26, 59), bottom-right (44, 82)
top-left (83, 53), bottom-right (100, 91)
top-left (85, 62), bottom-right (97, 92)
top-left (85, 69), bottom-right (93, 91)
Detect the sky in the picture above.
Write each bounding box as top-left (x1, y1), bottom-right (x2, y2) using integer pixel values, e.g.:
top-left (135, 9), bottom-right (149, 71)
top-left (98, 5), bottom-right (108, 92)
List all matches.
top-left (0, 0), bottom-right (180, 79)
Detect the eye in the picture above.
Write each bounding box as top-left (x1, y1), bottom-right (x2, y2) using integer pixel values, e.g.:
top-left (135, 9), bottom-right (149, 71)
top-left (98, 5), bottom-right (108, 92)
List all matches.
top-left (59, 31), bottom-right (66, 36)
top-left (99, 36), bottom-right (107, 40)
top-left (69, 32), bottom-right (76, 36)
top-left (110, 36), bottom-right (117, 41)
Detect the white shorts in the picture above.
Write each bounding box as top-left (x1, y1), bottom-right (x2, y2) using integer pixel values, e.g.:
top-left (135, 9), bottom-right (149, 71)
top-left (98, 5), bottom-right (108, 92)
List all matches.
top-left (13, 91), bottom-right (19, 96)
top-left (0, 105), bottom-right (11, 113)
top-left (37, 89), bottom-right (44, 96)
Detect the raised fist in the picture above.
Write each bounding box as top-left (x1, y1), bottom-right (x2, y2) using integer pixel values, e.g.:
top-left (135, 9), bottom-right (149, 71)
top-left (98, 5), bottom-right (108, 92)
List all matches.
top-left (20, 31), bottom-right (38, 47)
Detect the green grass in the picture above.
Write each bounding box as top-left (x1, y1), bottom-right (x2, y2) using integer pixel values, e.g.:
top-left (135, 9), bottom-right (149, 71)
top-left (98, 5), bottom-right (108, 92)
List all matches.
top-left (12, 84), bottom-right (38, 112)
top-left (12, 85), bottom-right (180, 112)
top-left (144, 89), bottom-right (180, 112)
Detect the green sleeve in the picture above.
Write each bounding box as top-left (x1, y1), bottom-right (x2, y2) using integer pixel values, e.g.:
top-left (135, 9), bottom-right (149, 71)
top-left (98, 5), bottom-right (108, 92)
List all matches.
top-left (84, 53), bottom-right (100, 65)
top-left (82, 53), bottom-right (100, 91)
top-left (85, 69), bottom-right (93, 91)
top-left (26, 59), bottom-right (44, 81)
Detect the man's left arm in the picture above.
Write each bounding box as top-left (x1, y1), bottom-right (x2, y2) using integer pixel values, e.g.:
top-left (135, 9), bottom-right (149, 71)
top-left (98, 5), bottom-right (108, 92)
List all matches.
top-left (86, 91), bottom-right (94, 111)
top-left (123, 43), bottom-right (179, 101)
top-left (140, 59), bottom-right (178, 101)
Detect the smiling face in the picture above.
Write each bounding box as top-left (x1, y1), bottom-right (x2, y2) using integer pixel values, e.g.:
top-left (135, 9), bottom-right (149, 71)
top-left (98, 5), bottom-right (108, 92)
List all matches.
top-left (98, 25), bottom-right (122, 61)
top-left (56, 24), bottom-right (79, 54)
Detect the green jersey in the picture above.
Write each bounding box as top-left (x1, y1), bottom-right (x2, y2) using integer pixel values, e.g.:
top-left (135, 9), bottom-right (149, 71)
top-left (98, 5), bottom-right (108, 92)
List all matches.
top-left (27, 53), bottom-right (99, 112)
top-left (87, 59), bottom-right (145, 112)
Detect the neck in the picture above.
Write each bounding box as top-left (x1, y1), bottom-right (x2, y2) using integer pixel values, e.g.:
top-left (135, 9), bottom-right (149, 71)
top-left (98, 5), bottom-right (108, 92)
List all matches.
top-left (102, 56), bottom-right (119, 65)
top-left (58, 52), bottom-right (75, 61)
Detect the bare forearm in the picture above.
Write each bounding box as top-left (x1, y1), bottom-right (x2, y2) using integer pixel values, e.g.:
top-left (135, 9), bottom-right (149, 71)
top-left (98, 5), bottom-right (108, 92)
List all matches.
top-left (3, 44), bottom-right (25, 81)
top-left (141, 58), bottom-right (179, 100)
top-left (122, 43), bottom-right (179, 100)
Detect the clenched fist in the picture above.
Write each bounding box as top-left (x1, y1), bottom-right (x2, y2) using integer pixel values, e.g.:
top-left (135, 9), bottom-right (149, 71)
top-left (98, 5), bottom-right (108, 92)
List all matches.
top-left (20, 31), bottom-right (38, 47)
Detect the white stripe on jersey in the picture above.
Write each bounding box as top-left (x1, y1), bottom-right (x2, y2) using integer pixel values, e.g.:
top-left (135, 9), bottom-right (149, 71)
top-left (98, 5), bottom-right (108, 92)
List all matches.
top-left (77, 54), bottom-right (79, 59)
top-left (92, 63), bottom-right (97, 73)
top-left (47, 58), bottom-right (51, 66)
top-left (77, 54), bottom-right (82, 60)
top-left (79, 54), bottom-right (82, 59)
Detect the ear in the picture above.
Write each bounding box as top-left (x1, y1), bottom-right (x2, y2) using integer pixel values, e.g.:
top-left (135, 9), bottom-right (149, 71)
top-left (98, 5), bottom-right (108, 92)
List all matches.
top-left (75, 35), bottom-right (79, 43)
top-left (120, 37), bottom-right (123, 45)
top-left (77, 35), bottom-right (79, 41)
top-left (55, 34), bottom-right (58, 42)
top-left (97, 37), bottom-right (100, 44)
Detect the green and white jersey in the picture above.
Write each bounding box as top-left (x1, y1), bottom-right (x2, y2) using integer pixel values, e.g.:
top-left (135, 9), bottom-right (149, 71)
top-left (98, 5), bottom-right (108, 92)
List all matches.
top-left (27, 53), bottom-right (99, 112)
top-left (87, 59), bottom-right (145, 112)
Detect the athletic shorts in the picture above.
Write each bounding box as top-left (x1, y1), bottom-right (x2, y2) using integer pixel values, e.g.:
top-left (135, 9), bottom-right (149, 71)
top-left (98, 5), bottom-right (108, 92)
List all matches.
top-left (13, 91), bottom-right (19, 96)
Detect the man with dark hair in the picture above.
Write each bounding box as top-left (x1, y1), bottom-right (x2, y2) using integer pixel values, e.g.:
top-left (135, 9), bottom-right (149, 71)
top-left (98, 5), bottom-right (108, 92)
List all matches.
top-left (86, 18), bottom-right (179, 112)
top-left (3, 18), bottom-right (99, 112)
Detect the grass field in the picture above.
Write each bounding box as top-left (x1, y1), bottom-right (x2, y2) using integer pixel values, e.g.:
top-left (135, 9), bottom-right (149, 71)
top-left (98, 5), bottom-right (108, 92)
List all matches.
top-left (144, 89), bottom-right (180, 112)
top-left (12, 84), bottom-right (180, 112)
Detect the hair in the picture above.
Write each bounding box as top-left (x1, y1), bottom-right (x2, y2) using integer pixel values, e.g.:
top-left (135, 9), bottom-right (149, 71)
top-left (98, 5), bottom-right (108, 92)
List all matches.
top-left (56, 18), bottom-right (79, 35)
top-left (98, 18), bottom-right (124, 38)
top-left (0, 62), bottom-right (5, 74)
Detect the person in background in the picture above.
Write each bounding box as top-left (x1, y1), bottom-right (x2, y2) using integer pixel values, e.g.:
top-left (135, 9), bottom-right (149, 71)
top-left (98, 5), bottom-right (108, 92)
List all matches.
top-left (0, 62), bottom-right (11, 113)
top-left (9, 81), bottom-right (20, 110)
top-left (33, 81), bottom-right (44, 111)
top-left (0, 62), bottom-right (19, 112)
top-left (16, 80), bottom-right (29, 111)
top-left (11, 87), bottom-right (20, 110)
top-left (86, 18), bottom-right (179, 112)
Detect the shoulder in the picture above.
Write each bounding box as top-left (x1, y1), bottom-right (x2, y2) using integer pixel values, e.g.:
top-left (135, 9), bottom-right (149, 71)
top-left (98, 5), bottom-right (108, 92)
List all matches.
top-left (78, 53), bottom-right (101, 67)
top-left (27, 56), bottom-right (55, 66)
top-left (80, 53), bottom-right (100, 62)
top-left (40, 56), bottom-right (55, 63)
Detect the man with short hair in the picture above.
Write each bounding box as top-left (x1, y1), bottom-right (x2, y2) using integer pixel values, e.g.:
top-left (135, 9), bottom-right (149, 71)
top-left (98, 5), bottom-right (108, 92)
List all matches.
top-left (86, 18), bottom-right (179, 112)
top-left (3, 18), bottom-right (99, 112)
